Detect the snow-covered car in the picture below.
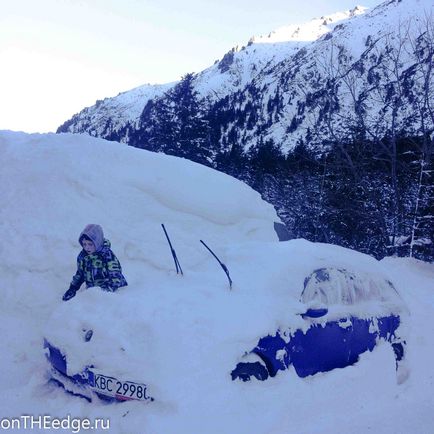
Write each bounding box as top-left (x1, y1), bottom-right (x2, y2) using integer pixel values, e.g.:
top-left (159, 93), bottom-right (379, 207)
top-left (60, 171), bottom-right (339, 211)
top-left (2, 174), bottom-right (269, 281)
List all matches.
top-left (231, 267), bottom-right (408, 383)
top-left (44, 260), bottom-right (408, 403)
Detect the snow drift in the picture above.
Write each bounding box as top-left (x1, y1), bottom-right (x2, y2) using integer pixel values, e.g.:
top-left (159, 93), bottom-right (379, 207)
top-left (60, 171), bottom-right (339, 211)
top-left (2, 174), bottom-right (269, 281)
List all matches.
top-left (1, 131), bottom-right (434, 434)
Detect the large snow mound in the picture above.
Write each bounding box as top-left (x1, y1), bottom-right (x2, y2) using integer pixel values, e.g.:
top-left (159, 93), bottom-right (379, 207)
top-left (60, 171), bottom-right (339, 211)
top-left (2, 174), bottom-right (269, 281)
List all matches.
top-left (1, 130), bottom-right (433, 434)
top-left (0, 130), bottom-right (278, 281)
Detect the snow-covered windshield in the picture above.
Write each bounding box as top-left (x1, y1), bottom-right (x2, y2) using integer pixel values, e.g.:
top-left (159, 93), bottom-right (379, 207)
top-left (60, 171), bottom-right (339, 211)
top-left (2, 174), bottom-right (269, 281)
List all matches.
top-left (301, 268), bottom-right (400, 306)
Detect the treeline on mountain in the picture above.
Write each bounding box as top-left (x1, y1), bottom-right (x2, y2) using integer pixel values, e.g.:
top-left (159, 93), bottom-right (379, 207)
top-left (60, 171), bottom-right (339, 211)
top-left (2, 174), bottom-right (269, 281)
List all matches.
top-left (108, 73), bottom-right (433, 262)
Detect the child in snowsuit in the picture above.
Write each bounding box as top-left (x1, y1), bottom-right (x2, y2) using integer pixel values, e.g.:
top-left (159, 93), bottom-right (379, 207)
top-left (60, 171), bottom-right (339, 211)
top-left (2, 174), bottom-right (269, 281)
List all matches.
top-left (62, 224), bottom-right (128, 301)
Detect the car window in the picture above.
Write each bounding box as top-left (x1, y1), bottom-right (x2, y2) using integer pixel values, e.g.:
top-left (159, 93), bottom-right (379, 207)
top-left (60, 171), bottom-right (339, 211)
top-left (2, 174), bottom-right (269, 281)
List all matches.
top-left (301, 268), bottom-right (399, 306)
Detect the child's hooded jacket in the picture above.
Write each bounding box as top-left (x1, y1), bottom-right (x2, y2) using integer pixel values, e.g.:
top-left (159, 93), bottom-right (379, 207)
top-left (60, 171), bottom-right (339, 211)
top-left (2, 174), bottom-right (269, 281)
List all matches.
top-left (70, 224), bottom-right (128, 292)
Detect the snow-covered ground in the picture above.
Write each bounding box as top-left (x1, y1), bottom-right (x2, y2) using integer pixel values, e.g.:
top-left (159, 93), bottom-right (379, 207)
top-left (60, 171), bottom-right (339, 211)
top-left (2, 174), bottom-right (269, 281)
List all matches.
top-left (0, 131), bottom-right (433, 434)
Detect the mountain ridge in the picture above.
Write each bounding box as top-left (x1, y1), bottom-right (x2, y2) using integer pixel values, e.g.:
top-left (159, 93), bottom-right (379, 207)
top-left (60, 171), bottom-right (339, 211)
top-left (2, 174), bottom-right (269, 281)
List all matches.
top-left (57, 4), bottom-right (372, 141)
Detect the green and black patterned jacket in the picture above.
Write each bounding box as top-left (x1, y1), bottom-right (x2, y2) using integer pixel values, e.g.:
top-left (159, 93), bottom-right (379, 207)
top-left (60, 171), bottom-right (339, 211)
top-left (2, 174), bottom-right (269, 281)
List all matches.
top-left (70, 239), bottom-right (127, 292)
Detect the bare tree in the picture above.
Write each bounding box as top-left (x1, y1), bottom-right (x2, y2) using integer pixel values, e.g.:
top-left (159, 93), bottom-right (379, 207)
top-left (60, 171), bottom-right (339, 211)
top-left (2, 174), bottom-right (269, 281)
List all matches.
top-left (407, 13), bottom-right (434, 258)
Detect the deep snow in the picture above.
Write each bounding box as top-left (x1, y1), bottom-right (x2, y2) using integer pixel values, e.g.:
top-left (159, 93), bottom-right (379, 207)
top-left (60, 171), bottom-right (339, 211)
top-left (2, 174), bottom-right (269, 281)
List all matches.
top-left (0, 131), bottom-right (433, 434)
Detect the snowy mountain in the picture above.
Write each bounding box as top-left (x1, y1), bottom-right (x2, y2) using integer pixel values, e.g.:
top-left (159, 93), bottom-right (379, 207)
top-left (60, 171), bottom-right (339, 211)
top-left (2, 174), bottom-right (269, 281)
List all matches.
top-left (58, 0), bottom-right (433, 152)
top-left (56, 5), bottom-right (368, 142)
top-left (193, 6), bottom-right (367, 103)
top-left (1, 130), bottom-right (434, 434)
top-left (58, 82), bottom-right (173, 141)
top-left (57, 7), bottom-right (363, 140)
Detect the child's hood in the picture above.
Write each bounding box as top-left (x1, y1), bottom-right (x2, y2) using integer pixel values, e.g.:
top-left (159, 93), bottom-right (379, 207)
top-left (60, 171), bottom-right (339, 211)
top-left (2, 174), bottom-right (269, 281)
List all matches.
top-left (79, 224), bottom-right (105, 252)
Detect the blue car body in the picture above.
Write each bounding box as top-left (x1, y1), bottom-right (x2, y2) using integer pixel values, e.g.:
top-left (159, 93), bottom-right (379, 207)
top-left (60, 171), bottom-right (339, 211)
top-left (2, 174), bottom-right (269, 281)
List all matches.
top-left (231, 268), bottom-right (407, 382)
top-left (44, 339), bottom-right (95, 401)
top-left (254, 315), bottom-right (402, 378)
top-left (44, 338), bottom-right (153, 402)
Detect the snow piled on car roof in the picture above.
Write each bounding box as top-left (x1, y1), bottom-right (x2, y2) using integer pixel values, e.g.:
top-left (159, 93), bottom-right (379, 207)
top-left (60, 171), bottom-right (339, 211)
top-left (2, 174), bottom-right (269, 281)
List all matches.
top-left (0, 130), bottom-right (433, 434)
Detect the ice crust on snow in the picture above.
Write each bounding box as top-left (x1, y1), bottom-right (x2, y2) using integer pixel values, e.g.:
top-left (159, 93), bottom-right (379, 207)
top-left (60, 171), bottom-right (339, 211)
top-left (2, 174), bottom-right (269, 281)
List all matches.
top-left (1, 130), bottom-right (433, 434)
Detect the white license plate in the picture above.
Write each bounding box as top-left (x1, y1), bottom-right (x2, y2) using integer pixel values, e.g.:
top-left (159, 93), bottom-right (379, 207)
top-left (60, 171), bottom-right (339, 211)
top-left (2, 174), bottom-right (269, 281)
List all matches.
top-left (88, 370), bottom-right (151, 401)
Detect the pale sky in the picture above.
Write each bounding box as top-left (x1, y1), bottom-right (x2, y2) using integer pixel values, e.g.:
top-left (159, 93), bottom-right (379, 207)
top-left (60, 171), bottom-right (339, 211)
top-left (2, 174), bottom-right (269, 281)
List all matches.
top-left (1, 0), bottom-right (380, 133)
